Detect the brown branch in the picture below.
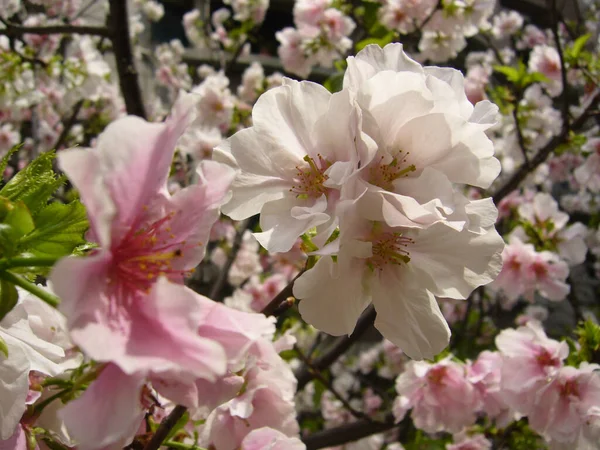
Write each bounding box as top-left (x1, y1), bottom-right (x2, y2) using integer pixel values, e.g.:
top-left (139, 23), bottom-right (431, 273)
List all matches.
top-left (302, 415), bottom-right (400, 450)
top-left (512, 100), bottom-right (529, 167)
top-left (107, 0), bottom-right (146, 119)
top-left (53, 100), bottom-right (84, 150)
top-left (0, 22), bottom-right (110, 38)
top-left (294, 345), bottom-right (374, 423)
top-left (295, 306), bottom-right (377, 391)
top-left (492, 89), bottom-right (600, 204)
top-left (549, 0), bottom-right (570, 134)
top-left (142, 405), bottom-right (187, 450)
top-left (209, 218), bottom-right (251, 301)
top-left (259, 269), bottom-right (304, 316)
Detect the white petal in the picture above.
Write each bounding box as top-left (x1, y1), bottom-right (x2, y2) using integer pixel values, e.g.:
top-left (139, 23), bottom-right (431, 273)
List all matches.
top-left (372, 269), bottom-right (450, 360)
top-left (294, 257), bottom-right (370, 336)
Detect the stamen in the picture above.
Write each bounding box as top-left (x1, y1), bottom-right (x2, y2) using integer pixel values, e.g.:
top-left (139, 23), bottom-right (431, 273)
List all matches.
top-left (368, 152), bottom-right (416, 191)
top-left (365, 231), bottom-right (413, 271)
top-left (109, 213), bottom-right (197, 301)
top-left (289, 154), bottom-right (332, 199)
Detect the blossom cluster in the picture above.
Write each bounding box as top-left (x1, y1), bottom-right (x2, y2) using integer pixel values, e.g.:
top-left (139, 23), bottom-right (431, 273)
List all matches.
top-left (216, 42), bottom-right (505, 359)
top-left (0, 0), bottom-right (600, 449)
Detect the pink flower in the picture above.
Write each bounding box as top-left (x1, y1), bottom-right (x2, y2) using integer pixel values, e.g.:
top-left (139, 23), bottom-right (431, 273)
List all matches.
top-left (51, 92), bottom-right (236, 376)
top-left (528, 364), bottom-right (600, 446)
top-left (394, 359), bottom-right (481, 433)
top-left (447, 431), bottom-right (492, 450)
top-left (495, 321), bottom-right (568, 415)
top-left (59, 364), bottom-right (147, 450)
top-left (240, 427), bottom-right (306, 450)
top-left (528, 45), bottom-right (563, 96)
top-left (466, 351), bottom-right (512, 425)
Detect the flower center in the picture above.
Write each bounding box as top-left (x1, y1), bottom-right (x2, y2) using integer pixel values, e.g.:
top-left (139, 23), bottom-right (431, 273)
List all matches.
top-left (366, 231), bottom-right (413, 271)
top-left (290, 154), bottom-right (332, 199)
top-left (427, 366), bottom-right (447, 385)
top-left (535, 348), bottom-right (560, 368)
top-left (109, 213), bottom-right (198, 298)
top-left (559, 379), bottom-right (580, 398)
top-left (368, 153), bottom-right (416, 191)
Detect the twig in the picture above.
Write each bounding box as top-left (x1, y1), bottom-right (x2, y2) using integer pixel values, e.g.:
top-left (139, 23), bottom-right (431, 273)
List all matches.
top-left (259, 269), bottom-right (304, 316)
top-left (512, 101), bottom-right (529, 167)
top-left (302, 415), bottom-right (400, 450)
top-left (107, 0), bottom-right (146, 118)
top-left (418, 0), bottom-right (442, 30)
top-left (143, 405), bottom-right (187, 450)
top-left (294, 345), bottom-right (373, 422)
top-left (53, 100), bottom-right (84, 150)
top-left (492, 89), bottom-right (600, 204)
top-left (209, 218), bottom-right (251, 301)
top-left (549, 0), bottom-right (570, 134)
top-left (295, 306), bottom-right (377, 391)
top-left (0, 22), bottom-right (110, 38)
top-left (72, 0), bottom-right (101, 21)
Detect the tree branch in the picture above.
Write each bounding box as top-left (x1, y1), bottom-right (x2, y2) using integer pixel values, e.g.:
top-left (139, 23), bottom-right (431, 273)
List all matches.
top-left (302, 415), bottom-right (400, 450)
top-left (209, 218), bottom-right (251, 301)
top-left (107, 0), bottom-right (146, 119)
top-left (143, 405), bottom-right (187, 450)
top-left (492, 89), bottom-right (600, 204)
top-left (0, 22), bottom-right (110, 38)
top-left (294, 345), bottom-right (373, 423)
top-left (549, 0), bottom-right (570, 134)
top-left (295, 306), bottom-right (377, 391)
top-left (512, 100), bottom-right (530, 167)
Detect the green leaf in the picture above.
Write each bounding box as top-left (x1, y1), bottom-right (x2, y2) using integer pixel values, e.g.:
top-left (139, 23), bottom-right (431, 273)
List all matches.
top-left (571, 33), bottom-right (591, 59)
top-left (18, 201), bottom-right (89, 258)
top-left (323, 72), bottom-right (344, 93)
top-left (4, 201), bottom-right (35, 236)
top-left (0, 151), bottom-right (65, 215)
top-left (0, 144), bottom-right (21, 178)
top-left (355, 32), bottom-right (394, 52)
top-left (0, 278), bottom-right (18, 321)
top-left (0, 200), bottom-right (35, 257)
top-left (0, 335), bottom-right (8, 357)
top-left (493, 64), bottom-right (520, 83)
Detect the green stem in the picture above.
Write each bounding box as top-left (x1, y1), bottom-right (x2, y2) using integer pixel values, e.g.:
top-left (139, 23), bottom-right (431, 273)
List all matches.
top-left (163, 441), bottom-right (206, 450)
top-left (0, 271), bottom-right (60, 307)
top-left (0, 256), bottom-right (61, 271)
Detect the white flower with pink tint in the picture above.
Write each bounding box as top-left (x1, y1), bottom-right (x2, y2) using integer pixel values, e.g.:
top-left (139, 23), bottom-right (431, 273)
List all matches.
top-left (191, 72), bottom-right (236, 131)
top-left (491, 10), bottom-right (523, 39)
top-left (0, 294), bottom-right (74, 440)
top-left (294, 216), bottom-right (503, 360)
top-left (527, 363), bottom-right (600, 447)
top-left (447, 431), bottom-right (492, 450)
top-left (512, 192), bottom-right (588, 265)
top-left (466, 351), bottom-right (513, 426)
top-left (379, 0), bottom-right (437, 34)
top-left (276, 28), bottom-right (316, 79)
top-left (241, 427), bottom-right (306, 450)
top-left (495, 321), bottom-right (568, 415)
top-left (575, 137), bottom-right (600, 193)
top-left (493, 237), bottom-right (570, 304)
top-left (0, 123), bottom-right (20, 155)
top-left (198, 318), bottom-right (300, 448)
top-left (394, 359), bottom-right (481, 433)
top-left (342, 43), bottom-right (501, 231)
top-left (215, 79), bottom-right (372, 253)
top-left (419, 30), bottom-right (467, 63)
top-left (528, 45), bottom-right (563, 97)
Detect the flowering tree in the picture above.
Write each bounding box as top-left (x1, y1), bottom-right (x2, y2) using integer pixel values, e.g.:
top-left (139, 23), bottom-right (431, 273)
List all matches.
top-left (0, 0), bottom-right (599, 449)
